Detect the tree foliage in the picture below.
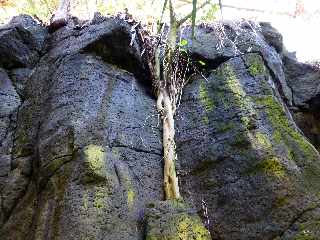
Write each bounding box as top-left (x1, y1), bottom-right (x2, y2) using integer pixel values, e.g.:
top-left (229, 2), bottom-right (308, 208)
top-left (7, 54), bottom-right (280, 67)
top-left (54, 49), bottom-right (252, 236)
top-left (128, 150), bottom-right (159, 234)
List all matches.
top-left (0, 0), bottom-right (219, 24)
top-left (0, 0), bottom-right (59, 23)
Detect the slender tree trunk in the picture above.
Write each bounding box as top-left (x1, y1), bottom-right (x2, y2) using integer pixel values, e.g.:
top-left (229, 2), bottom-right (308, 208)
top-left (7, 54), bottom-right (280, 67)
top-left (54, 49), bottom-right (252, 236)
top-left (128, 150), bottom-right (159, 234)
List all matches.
top-left (157, 89), bottom-right (180, 199)
top-left (155, 0), bottom-right (181, 200)
top-left (153, 0), bottom-right (211, 200)
top-left (54, 0), bottom-right (70, 20)
top-left (50, 0), bottom-right (70, 31)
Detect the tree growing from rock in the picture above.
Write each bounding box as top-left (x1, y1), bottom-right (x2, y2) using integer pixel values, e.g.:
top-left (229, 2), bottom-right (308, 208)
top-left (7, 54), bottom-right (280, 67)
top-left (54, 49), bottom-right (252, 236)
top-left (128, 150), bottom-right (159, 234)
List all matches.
top-left (50, 0), bottom-right (70, 30)
top-left (151, 0), bottom-right (211, 199)
top-left (50, 0), bottom-right (213, 201)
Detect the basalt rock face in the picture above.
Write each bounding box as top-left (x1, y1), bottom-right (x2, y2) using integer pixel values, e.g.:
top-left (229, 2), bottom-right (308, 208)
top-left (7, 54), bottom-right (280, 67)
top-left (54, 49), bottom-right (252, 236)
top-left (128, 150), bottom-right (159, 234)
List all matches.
top-left (1, 14), bottom-right (162, 240)
top-left (0, 15), bottom-right (320, 240)
top-left (283, 53), bottom-right (320, 151)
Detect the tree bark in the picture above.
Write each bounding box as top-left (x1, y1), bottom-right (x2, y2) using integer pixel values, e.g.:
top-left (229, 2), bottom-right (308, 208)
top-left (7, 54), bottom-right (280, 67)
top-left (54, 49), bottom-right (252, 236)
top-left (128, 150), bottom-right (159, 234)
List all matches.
top-left (153, 0), bottom-right (181, 200)
top-left (157, 89), bottom-right (180, 200)
top-left (49, 0), bottom-right (70, 32)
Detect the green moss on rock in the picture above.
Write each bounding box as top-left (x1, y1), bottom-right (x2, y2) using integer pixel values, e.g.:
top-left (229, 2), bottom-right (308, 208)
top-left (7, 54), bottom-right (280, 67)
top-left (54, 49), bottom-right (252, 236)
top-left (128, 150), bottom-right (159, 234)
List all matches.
top-left (254, 95), bottom-right (320, 192)
top-left (176, 215), bottom-right (210, 240)
top-left (202, 115), bottom-right (210, 125)
top-left (247, 54), bottom-right (266, 76)
top-left (256, 157), bottom-right (285, 178)
top-left (240, 116), bottom-right (251, 129)
top-left (51, 164), bottom-right (72, 239)
top-left (93, 187), bottom-right (107, 210)
top-left (252, 131), bottom-right (272, 150)
top-left (294, 220), bottom-right (320, 240)
top-left (199, 81), bottom-right (214, 112)
top-left (146, 200), bottom-right (211, 240)
top-left (14, 132), bottom-right (33, 157)
top-left (246, 156), bottom-right (285, 178)
top-left (224, 64), bottom-right (245, 97)
top-left (146, 213), bottom-right (210, 240)
top-left (229, 132), bottom-right (250, 148)
top-left (294, 234), bottom-right (317, 240)
top-left (254, 96), bottom-right (317, 160)
top-left (217, 63), bottom-right (255, 116)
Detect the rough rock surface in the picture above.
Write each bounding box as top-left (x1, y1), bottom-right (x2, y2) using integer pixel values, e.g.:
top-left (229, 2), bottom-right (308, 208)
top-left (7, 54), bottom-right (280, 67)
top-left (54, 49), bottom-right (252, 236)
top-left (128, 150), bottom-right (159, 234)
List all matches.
top-left (145, 200), bottom-right (211, 239)
top-left (283, 53), bottom-right (320, 151)
top-left (0, 15), bottom-right (320, 240)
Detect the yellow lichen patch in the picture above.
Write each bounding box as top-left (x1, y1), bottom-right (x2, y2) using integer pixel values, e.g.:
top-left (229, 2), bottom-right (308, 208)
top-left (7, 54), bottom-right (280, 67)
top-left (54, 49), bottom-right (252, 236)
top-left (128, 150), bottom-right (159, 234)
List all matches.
top-left (176, 215), bottom-right (211, 240)
top-left (145, 200), bottom-right (211, 240)
top-left (84, 145), bottom-right (105, 172)
top-left (252, 132), bottom-right (272, 150)
top-left (255, 157), bottom-right (285, 178)
top-left (93, 187), bottom-right (106, 209)
top-left (127, 189), bottom-right (135, 208)
top-left (240, 116), bottom-right (251, 128)
top-left (177, 217), bottom-right (190, 239)
top-left (192, 222), bottom-right (211, 240)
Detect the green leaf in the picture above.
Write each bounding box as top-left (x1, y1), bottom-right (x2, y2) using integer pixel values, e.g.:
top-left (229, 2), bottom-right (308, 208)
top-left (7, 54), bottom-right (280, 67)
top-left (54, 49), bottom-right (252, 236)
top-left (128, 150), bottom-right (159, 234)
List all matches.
top-left (180, 39), bottom-right (188, 46)
top-left (199, 60), bottom-right (206, 66)
top-left (180, 48), bottom-right (187, 54)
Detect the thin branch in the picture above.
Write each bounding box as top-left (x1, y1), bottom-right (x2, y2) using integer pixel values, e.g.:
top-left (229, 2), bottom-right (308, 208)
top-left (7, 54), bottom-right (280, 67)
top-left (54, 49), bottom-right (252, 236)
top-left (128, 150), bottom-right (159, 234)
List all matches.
top-left (191, 0), bottom-right (197, 38)
top-left (221, 4), bottom-right (295, 17)
top-left (219, 0), bottom-right (223, 18)
top-left (169, 0), bottom-right (177, 26)
top-left (177, 0), bottom-right (211, 26)
top-left (158, 0), bottom-right (169, 33)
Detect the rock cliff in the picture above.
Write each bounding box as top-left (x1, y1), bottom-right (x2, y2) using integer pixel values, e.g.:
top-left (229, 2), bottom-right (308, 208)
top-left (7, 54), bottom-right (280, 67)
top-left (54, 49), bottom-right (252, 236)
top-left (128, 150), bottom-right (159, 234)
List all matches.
top-left (0, 14), bottom-right (320, 239)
